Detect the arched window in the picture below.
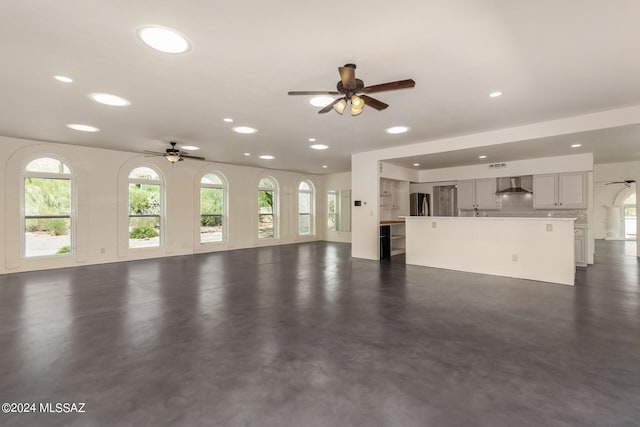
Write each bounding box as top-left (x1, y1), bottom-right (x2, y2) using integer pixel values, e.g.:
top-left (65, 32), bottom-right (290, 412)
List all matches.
top-left (128, 167), bottom-right (162, 248)
top-left (298, 180), bottom-right (314, 236)
top-left (200, 173), bottom-right (227, 243)
top-left (23, 157), bottom-right (73, 257)
top-left (258, 177), bottom-right (278, 239)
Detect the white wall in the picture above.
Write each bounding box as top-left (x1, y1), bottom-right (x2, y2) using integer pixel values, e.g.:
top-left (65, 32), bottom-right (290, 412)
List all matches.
top-left (1, 136), bottom-right (329, 274)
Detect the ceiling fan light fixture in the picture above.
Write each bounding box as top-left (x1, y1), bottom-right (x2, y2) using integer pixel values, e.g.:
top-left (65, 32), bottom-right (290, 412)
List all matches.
top-left (351, 95), bottom-right (365, 116)
top-left (165, 153), bottom-right (181, 163)
top-left (333, 98), bottom-right (347, 115)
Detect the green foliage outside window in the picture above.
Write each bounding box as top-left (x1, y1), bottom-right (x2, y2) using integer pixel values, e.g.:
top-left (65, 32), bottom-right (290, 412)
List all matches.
top-left (129, 225), bottom-right (159, 239)
top-left (24, 177), bottom-right (71, 235)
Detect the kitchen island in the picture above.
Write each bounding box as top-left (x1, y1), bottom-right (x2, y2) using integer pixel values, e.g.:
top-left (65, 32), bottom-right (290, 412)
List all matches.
top-left (403, 216), bottom-right (576, 286)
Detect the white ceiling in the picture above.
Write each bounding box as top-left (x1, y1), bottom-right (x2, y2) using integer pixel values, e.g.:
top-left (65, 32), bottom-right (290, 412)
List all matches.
top-left (2, 1), bottom-right (640, 174)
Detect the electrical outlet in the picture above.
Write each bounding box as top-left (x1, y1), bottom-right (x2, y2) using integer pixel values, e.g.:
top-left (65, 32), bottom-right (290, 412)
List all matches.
top-left (512, 254), bottom-right (518, 262)
top-left (432, 222), bottom-right (437, 228)
top-left (100, 248), bottom-right (105, 254)
top-left (546, 224), bottom-right (553, 232)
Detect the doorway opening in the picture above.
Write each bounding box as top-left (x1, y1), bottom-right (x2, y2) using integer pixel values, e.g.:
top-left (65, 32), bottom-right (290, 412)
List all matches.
top-left (623, 191), bottom-right (636, 240)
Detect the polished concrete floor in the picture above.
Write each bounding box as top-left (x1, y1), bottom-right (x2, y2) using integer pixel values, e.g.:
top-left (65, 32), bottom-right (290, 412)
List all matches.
top-left (0, 241), bottom-right (639, 426)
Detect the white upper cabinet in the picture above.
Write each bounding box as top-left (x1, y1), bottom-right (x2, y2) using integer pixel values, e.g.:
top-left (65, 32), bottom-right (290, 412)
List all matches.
top-left (475, 178), bottom-right (499, 209)
top-left (558, 172), bottom-right (587, 208)
top-left (532, 174), bottom-right (558, 208)
top-left (457, 178), bottom-right (498, 210)
top-left (533, 172), bottom-right (587, 209)
top-left (456, 180), bottom-right (476, 210)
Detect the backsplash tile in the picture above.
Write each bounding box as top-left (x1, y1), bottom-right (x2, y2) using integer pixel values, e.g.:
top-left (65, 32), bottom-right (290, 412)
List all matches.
top-left (460, 193), bottom-right (588, 224)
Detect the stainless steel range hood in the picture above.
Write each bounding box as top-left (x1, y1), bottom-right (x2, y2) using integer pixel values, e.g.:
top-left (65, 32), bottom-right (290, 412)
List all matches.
top-left (495, 176), bottom-right (532, 195)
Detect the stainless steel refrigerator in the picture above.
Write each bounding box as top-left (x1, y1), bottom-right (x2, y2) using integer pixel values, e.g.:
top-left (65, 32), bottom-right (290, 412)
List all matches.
top-left (410, 193), bottom-right (430, 216)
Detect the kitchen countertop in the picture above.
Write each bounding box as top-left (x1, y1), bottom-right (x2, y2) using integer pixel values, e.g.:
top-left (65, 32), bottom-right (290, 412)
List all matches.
top-left (380, 220), bottom-right (405, 225)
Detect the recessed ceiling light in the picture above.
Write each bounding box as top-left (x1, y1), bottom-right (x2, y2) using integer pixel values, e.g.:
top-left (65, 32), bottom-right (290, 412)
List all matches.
top-left (244, 152), bottom-right (251, 156)
top-left (489, 91), bottom-right (502, 98)
top-left (479, 155), bottom-right (487, 159)
top-left (308, 138), bottom-right (316, 142)
top-left (413, 163), bottom-right (420, 167)
top-left (259, 155), bottom-right (274, 160)
top-left (137, 26), bottom-right (190, 54)
top-left (233, 126), bottom-right (257, 134)
top-left (67, 124), bottom-right (99, 132)
top-left (322, 165), bottom-right (328, 168)
top-left (571, 144), bottom-right (582, 148)
top-left (54, 75), bottom-right (73, 83)
top-left (386, 126), bottom-right (409, 134)
top-left (180, 145), bottom-right (199, 151)
top-left (309, 96), bottom-right (335, 107)
top-left (90, 93), bottom-right (130, 107)
top-left (224, 118), bottom-right (234, 123)
top-left (310, 144), bottom-right (329, 150)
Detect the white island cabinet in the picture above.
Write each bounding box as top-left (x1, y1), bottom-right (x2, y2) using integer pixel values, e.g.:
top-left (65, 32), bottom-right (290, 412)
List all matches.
top-left (403, 216), bottom-right (576, 286)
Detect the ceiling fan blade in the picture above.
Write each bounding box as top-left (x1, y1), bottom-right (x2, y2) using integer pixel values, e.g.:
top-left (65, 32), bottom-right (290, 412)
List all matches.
top-left (339, 66), bottom-right (357, 90)
top-left (288, 90), bottom-right (340, 95)
top-left (362, 79), bottom-right (415, 93)
top-left (360, 94), bottom-right (389, 111)
top-left (143, 150), bottom-right (164, 156)
top-left (182, 154), bottom-right (206, 161)
top-left (318, 98), bottom-right (343, 114)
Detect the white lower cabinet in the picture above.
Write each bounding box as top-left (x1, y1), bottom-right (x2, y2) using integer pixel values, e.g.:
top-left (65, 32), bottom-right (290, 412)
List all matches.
top-left (575, 226), bottom-right (587, 267)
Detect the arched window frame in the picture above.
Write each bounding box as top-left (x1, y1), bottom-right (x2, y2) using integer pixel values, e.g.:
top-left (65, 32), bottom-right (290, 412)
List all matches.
top-left (21, 155), bottom-right (75, 258)
top-left (257, 176), bottom-right (279, 240)
top-left (297, 180), bottom-right (315, 237)
top-left (127, 166), bottom-right (164, 249)
top-left (199, 171), bottom-right (228, 244)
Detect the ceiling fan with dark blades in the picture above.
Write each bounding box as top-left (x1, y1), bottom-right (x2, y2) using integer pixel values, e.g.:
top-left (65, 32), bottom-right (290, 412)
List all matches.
top-left (604, 180), bottom-right (636, 187)
top-left (144, 142), bottom-right (206, 163)
top-left (288, 63), bottom-right (415, 115)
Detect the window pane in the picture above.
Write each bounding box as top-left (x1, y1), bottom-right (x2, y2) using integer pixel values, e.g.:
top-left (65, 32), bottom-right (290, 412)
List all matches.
top-left (298, 191), bottom-right (311, 235)
top-left (129, 183), bottom-right (160, 215)
top-left (299, 181), bottom-right (310, 191)
top-left (201, 173), bottom-right (223, 186)
top-left (128, 216), bottom-right (160, 248)
top-left (25, 218), bottom-right (71, 257)
top-left (201, 187), bottom-right (223, 243)
top-left (129, 167), bottom-right (159, 180)
top-left (259, 214), bottom-right (274, 239)
top-left (328, 192), bottom-right (337, 231)
top-left (299, 192), bottom-right (311, 214)
top-left (25, 157), bottom-right (70, 174)
top-left (299, 214), bottom-right (311, 235)
top-left (201, 188), bottom-right (223, 214)
top-left (259, 178), bottom-right (275, 189)
top-left (24, 177), bottom-right (71, 216)
top-left (258, 190), bottom-right (273, 214)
